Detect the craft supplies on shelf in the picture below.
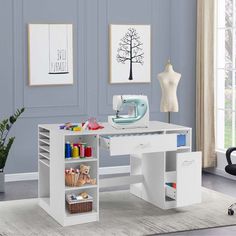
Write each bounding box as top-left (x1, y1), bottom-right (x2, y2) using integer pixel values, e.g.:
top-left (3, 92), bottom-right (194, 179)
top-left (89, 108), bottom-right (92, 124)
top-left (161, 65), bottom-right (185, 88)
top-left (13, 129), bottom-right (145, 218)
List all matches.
top-left (65, 142), bottom-right (93, 159)
top-left (59, 118), bottom-right (104, 132)
top-left (60, 122), bottom-right (82, 131)
top-left (166, 182), bottom-right (176, 189)
top-left (87, 117), bottom-right (104, 130)
top-left (165, 182), bottom-right (176, 200)
top-left (66, 192), bottom-right (93, 214)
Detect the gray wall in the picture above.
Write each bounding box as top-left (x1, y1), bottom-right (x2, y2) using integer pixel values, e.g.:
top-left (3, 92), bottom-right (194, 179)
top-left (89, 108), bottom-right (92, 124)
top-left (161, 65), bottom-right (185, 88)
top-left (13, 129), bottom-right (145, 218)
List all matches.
top-left (0, 0), bottom-right (197, 174)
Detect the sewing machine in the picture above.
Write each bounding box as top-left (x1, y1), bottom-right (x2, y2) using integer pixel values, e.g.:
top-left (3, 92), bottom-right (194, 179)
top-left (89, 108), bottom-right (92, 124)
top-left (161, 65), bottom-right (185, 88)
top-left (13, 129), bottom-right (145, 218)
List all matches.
top-left (108, 95), bottom-right (149, 129)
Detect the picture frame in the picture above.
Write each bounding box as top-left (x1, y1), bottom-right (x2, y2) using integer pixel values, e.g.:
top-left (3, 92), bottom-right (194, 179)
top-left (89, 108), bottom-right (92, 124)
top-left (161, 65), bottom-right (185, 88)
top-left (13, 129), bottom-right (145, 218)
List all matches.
top-left (28, 24), bottom-right (73, 86)
top-left (109, 24), bottom-right (151, 84)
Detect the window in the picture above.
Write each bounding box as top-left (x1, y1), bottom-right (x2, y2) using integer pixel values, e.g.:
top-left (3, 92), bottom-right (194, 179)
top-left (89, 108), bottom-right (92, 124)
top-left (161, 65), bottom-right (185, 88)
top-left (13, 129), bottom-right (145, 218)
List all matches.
top-left (216, 0), bottom-right (236, 149)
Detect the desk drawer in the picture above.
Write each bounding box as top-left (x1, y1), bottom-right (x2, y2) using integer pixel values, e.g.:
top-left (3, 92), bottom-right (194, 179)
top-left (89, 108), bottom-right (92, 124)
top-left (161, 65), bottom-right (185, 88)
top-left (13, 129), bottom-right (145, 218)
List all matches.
top-left (100, 133), bottom-right (177, 156)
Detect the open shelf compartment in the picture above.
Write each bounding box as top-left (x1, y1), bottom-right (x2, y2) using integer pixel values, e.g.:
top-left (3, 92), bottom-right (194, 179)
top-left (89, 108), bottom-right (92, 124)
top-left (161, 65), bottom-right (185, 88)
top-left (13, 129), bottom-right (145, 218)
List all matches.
top-left (65, 188), bottom-right (98, 216)
top-left (39, 163), bottom-right (50, 206)
top-left (64, 135), bottom-right (98, 160)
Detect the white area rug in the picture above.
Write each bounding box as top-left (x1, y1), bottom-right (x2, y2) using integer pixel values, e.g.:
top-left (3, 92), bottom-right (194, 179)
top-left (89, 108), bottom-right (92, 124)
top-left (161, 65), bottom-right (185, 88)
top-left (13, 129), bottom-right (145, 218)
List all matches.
top-left (0, 188), bottom-right (236, 236)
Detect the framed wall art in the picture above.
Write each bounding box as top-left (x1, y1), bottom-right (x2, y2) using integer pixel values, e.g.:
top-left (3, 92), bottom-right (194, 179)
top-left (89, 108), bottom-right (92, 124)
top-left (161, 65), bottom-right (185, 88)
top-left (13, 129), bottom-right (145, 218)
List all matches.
top-left (109, 24), bottom-right (151, 84)
top-left (28, 24), bottom-right (73, 86)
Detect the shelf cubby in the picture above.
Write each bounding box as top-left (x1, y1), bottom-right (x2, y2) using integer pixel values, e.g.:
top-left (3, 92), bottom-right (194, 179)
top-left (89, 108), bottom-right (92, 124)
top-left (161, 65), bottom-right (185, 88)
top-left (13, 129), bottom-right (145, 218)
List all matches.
top-left (65, 188), bottom-right (98, 216)
top-left (65, 161), bottom-right (98, 193)
top-left (38, 162), bottom-right (50, 205)
top-left (39, 145), bottom-right (50, 153)
top-left (39, 138), bottom-right (50, 145)
top-left (39, 158), bottom-right (50, 167)
top-left (39, 127), bottom-right (50, 138)
top-left (39, 152), bottom-right (50, 160)
top-left (166, 129), bottom-right (191, 148)
top-left (64, 135), bottom-right (98, 159)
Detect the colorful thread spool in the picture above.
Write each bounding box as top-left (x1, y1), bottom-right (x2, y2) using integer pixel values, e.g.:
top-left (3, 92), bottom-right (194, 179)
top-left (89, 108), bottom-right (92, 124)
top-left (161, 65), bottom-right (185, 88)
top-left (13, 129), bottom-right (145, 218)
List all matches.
top-left (79, 143), bottom-right (85, 158)
top-left (85, 146), bottom-right (92, 157)
top-left (65, 142), bottom-right (72, 158)
top-left (72, 146), bottom-right (79, 158)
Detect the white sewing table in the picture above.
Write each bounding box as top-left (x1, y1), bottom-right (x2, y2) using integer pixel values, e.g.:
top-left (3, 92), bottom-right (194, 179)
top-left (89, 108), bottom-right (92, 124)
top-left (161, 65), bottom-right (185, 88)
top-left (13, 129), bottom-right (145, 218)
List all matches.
top-left (38, 121), bottom-right (202, 226)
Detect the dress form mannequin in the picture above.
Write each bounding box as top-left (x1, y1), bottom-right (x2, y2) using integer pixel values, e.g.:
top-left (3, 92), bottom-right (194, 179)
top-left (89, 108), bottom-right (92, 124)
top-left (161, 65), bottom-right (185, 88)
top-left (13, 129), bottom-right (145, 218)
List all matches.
top-left (158, 60), bottom-right (181, 122)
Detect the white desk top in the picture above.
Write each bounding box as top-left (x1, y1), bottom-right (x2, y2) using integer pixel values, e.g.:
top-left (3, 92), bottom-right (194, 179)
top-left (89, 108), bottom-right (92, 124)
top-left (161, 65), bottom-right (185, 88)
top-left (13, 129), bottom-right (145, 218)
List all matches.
top-left (39, 121), bottom-right (191, 136)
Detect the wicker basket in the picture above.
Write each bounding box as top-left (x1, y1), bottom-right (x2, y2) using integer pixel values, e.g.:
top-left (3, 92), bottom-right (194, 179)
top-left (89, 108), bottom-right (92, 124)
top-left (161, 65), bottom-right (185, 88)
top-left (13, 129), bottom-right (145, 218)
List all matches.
top-left (66, 201), bottom-right (93, 214)
top-left (66, 194), bottom-right (93, 214)
top-left (65, 173), bottom-right (79, 187)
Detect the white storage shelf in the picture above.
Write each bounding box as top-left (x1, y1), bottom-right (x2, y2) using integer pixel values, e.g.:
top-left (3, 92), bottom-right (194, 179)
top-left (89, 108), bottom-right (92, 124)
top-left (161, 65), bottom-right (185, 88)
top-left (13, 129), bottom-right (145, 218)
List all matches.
top-left (65, 184), bottom-right (98, 192)
top-left (63, 134), bottom-right (99, 225)
top-left (38, 127), bottom-right (51, 215)
top-left (65, 157), bottom-right (97, 164)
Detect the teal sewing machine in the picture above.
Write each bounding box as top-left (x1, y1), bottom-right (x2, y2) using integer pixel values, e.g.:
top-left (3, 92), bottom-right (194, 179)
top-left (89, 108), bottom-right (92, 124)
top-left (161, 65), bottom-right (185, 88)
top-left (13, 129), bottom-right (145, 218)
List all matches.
top-left (108, 95), bottom-right (149, 129)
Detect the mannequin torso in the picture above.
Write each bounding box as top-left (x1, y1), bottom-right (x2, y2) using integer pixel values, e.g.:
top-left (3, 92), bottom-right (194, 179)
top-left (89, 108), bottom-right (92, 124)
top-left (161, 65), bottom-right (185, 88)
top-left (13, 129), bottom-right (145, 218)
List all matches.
top-left (158, 63), bottom-right (181, 112)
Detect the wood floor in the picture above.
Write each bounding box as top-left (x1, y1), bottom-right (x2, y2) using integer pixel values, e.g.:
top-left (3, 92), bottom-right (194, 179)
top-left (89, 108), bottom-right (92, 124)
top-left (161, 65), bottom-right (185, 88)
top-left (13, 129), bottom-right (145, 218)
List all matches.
top-left (1, 172), bottom-right (236, 235)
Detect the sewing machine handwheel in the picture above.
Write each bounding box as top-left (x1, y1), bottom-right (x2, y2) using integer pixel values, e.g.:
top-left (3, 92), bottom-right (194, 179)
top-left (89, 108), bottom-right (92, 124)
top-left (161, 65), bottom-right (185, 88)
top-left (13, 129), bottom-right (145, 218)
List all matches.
top-left (228, 209), bottom-right (234, 216)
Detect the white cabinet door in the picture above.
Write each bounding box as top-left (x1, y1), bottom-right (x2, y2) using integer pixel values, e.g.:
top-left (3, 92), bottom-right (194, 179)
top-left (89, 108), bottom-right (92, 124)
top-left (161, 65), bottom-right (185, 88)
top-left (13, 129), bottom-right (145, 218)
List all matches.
top-left (176, 152), bottom-right (202, 207)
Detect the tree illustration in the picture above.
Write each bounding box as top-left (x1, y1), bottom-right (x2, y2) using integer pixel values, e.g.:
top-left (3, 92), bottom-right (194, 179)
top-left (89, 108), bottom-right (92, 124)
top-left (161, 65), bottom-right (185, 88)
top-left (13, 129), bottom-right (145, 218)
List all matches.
top-left (116, 28), bottom-right (144, 80)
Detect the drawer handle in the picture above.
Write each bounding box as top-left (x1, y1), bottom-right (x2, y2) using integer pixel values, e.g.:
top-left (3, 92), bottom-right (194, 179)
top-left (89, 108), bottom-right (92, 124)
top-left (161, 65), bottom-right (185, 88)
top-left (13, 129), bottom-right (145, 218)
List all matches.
top-left (182, 160), bottom-right (195, 166)
top-left (138, 143), bottom-right (150, 148)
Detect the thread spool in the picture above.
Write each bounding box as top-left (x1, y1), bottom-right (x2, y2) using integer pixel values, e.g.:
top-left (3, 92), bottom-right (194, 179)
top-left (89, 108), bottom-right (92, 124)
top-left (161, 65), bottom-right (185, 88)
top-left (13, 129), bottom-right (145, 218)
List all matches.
top-left (85, 146), bottom-right (92, 157)
top-left (72, 146), bottom-right (79, 158)
top-left (65, 142), bottom-right (71, 158)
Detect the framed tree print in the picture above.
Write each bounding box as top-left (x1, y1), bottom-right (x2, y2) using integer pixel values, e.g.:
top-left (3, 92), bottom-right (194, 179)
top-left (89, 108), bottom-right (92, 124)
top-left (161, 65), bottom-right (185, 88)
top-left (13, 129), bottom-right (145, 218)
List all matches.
top-left (28, 24), bottom-right (73, 86)
top-left (109, 24), bottom-right (151, 84)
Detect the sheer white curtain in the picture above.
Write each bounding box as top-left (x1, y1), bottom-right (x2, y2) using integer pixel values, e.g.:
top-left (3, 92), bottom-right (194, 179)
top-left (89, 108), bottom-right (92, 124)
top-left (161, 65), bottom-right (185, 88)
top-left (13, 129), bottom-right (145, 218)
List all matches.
top-left (196, 0), bottom-right (216, 168)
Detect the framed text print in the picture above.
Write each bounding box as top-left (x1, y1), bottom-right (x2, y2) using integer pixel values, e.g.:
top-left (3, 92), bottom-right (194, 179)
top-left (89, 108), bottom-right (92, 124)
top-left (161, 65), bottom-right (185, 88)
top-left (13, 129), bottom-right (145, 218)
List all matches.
top-left (28, 24), bottom-right (73, 86)
top-left (109, 24), bottom-right (151, 84)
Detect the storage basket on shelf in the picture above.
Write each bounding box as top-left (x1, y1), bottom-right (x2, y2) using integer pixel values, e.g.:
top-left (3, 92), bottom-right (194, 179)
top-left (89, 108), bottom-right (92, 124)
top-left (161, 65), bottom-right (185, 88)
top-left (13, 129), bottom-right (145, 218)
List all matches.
top-left (65, 169), bottom-right (80, 187)
top-left (66, 193), bottom-right (93, 214)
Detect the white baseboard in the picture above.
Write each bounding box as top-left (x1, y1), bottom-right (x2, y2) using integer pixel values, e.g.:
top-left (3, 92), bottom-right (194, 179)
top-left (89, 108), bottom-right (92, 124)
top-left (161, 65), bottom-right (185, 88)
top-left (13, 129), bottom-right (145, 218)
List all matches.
top-left (204, 168), bottom-right (236, 181)
top-left (5, 165), bottom-right (131, 182)
top-left (5, 172), bottom-right (39, 182)
top-left (6, 166), bottom-right (236, 182)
